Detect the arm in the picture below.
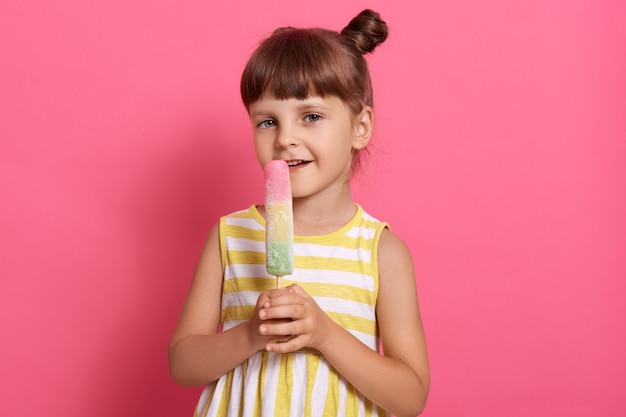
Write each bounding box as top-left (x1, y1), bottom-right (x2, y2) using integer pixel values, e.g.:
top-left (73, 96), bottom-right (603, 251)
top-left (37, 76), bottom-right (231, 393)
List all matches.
top-left (168, 223), bottom-right (287, 386)
top-left (260, 229), bottom-right (430, 417)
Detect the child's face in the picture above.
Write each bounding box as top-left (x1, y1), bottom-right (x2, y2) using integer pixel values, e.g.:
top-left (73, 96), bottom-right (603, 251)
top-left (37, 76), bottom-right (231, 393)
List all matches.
top-left (249, 95), bottom-right (371, 199)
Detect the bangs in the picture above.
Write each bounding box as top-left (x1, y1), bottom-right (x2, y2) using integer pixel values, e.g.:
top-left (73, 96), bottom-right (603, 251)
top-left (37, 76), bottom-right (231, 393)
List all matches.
top-left (241, 28), bottom-right (362, 112)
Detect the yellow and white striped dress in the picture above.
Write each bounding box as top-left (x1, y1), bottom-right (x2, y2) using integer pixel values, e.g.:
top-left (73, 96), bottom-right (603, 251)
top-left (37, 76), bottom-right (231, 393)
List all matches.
top-left (195, 204), bottom-right (390, 417)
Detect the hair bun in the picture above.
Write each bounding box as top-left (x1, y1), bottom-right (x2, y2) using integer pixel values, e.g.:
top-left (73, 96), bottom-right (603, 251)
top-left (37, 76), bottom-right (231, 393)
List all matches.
top-left (340, 9), bottom-right (388, 54)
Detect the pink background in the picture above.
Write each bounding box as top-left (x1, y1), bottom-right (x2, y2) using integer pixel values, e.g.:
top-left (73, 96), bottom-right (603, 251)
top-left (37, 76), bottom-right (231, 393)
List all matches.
top-left (1, 1), bottom-right (625, 416)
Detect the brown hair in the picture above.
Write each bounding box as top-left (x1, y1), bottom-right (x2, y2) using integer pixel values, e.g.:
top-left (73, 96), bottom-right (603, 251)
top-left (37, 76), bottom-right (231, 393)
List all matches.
top-left (240, 9), bottom-right (388, 117)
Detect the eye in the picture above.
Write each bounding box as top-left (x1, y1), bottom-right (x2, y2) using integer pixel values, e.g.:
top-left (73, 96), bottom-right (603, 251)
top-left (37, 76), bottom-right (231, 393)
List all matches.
top-left (257, 119), bottom-right (276, 128)
top-left (304, 113), bottom-right (322, 123)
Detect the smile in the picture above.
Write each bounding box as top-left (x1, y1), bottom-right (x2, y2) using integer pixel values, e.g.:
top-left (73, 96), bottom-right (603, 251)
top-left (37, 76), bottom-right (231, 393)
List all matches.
top-left (286, 160), bottom-right (312, 167)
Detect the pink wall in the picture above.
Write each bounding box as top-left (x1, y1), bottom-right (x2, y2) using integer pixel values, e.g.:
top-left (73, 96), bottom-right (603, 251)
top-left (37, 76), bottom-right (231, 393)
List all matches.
top-left (1, 1), bottom-right (624, 416)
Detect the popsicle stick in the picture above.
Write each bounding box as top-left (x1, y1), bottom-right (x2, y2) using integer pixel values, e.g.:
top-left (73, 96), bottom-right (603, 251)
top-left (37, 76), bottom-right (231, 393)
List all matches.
top-left (276, 275), bottom-right (283, 289)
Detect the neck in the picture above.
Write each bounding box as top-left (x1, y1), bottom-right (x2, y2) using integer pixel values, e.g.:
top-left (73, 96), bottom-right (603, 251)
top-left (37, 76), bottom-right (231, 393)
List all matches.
top-left (292, 185), bottom-right (357, 236)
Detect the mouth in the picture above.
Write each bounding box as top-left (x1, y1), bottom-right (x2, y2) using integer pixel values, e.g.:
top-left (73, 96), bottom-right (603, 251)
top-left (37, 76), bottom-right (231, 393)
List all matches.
top-left (286, 159), bottom-right (312, 167)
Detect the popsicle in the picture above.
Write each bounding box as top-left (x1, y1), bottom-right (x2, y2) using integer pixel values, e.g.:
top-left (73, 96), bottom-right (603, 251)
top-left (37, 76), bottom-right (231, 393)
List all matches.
top-left (264, 160), bottom-right (294, 288)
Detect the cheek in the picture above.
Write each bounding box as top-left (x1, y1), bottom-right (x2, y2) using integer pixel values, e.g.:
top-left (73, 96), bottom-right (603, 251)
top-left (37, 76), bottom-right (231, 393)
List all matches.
top-left (253, 140), bottom-right (273, 166)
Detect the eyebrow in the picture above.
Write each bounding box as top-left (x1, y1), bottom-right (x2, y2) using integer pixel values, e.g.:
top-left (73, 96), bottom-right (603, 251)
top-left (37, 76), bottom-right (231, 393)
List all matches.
top-left (296, 103), bottom-right (329, 112)
top-left (249, 110), bottom-right (271, 119)
top-left (250, 103), bottom-right (330, 119)
top-left (294, 98), bottom-right (330, 110)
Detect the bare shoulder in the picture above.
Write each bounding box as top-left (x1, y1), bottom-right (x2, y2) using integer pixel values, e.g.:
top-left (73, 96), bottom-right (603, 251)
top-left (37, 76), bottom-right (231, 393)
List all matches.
top-left (195, 222), bottom-right (223, 278)
top-left (378, 227), bottom-right (410, 253)
top-left (377, 228), bottom-right (416, 286)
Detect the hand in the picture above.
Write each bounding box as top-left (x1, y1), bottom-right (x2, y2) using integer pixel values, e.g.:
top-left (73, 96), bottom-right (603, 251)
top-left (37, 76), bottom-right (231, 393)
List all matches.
top-left (247, 289), bottom-right (293, 351)
top-left (258, 284), bottom-right (336, 353)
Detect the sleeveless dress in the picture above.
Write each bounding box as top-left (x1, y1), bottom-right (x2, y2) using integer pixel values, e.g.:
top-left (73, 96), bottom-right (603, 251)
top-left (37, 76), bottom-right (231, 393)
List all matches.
top-left (194, 204), bottom-right (390, 417)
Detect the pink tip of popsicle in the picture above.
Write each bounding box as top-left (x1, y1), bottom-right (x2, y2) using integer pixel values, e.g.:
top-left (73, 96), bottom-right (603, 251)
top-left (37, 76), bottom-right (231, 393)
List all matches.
top-left (264, 160), bottom-right (291, 202)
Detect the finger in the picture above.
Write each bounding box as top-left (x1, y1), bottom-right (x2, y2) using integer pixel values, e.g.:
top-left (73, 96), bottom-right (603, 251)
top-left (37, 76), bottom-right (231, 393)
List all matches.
top-left (286, 284), bottom-right (310, 298)
top-left (261, 303), bottom-right (304, 321)
top-left (266, 335), bottom-right (306, 353)
top-left (263, 316), bottom-right (305, 335)
top-left (259, 320), bottom-right (295, 338)
top-left (256, 290), bottom-right (272, 307)
top-left (263, 292), bottom-right (305, 309)
top-left (265, 287), bottom-right (291, 300)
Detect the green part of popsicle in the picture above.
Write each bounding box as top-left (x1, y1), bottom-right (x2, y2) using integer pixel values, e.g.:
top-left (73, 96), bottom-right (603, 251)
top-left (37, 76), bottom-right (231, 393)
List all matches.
top-left (266, 241), bottom-right (294, 276)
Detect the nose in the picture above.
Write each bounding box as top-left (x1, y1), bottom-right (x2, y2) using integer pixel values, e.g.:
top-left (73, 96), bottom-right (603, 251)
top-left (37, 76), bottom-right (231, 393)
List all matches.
top-left (275, 124), bottom-right (299, 148)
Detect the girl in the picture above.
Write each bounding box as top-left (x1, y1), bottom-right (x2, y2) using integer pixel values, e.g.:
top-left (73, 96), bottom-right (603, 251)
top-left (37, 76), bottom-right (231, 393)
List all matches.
top-left (169, 9), bottom-right (430, 417)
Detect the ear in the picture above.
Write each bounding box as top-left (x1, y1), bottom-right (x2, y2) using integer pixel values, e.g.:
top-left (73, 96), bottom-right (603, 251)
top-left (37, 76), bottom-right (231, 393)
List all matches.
top-left (352, 106), bottom-right (374, 150)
